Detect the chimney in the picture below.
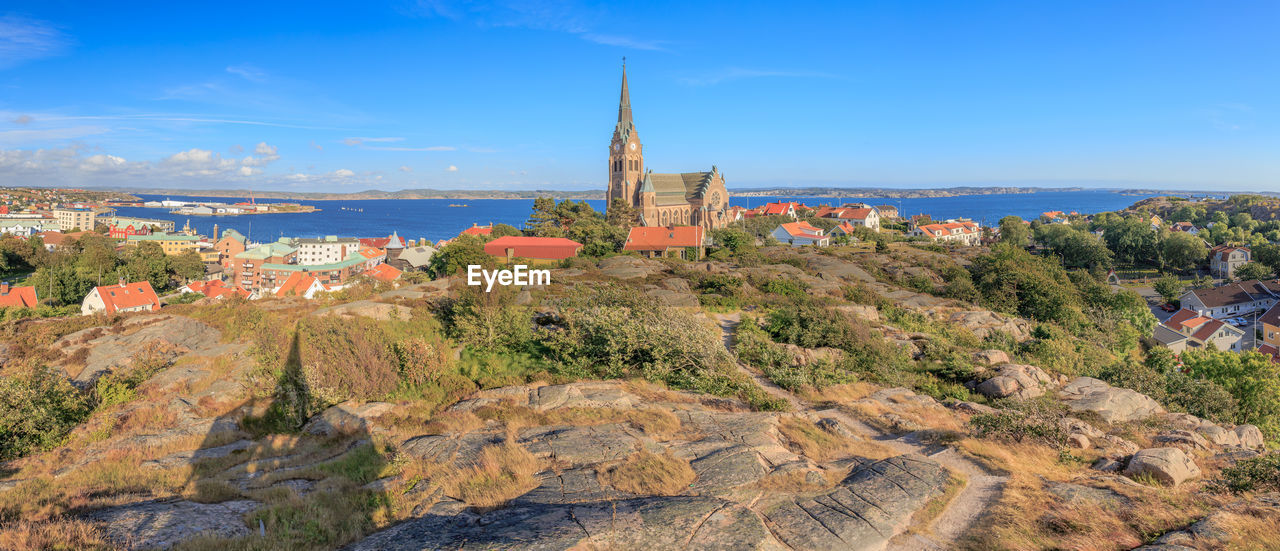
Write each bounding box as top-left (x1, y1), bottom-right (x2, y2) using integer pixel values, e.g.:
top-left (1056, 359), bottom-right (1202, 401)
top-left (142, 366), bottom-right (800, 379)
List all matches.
top-left (118, 277), bottom-right (126, 287)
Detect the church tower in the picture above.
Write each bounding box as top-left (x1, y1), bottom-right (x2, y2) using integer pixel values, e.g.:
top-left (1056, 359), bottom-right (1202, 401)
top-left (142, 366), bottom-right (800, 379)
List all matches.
top-left (608, 62), bottom-right (644, 207)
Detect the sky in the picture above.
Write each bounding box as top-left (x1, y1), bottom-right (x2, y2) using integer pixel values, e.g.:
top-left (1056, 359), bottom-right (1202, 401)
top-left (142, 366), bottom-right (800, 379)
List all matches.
top-left (0, 0), bottom-right (1277, 192)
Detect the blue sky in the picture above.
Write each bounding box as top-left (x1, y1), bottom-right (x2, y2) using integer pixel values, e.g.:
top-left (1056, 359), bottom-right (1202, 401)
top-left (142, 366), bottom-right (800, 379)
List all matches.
top-left (0, 1), bottom-right (1276, 192)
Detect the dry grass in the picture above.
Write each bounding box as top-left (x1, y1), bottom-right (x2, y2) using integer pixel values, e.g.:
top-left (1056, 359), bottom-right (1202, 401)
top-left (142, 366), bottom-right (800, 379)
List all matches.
top-left (0, 519), bottom-right (110, 551)
top-left (961, 472), bottom-right (1222, 551)
top-left (446, 442), bottom-right (543, 510)
top-left (597, 449), bottom-right (696, 496)
top-left (805, 381), bottom-right (878, 404)
top-left (905, 471), bottom-right (966, 536)
top-left (754, 468), bottom-right (840, 493)
top-left (777, 416), bottom-right (858, 462)
top-left (186, 480), bottom-right (244, 503)
top-left (468, 403), bottom-right (685, 441)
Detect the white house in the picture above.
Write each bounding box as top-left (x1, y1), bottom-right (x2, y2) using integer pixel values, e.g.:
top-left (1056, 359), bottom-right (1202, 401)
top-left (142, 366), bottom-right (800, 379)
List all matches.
top-left (1160, 308), bottom-right (1245, 351)
top-left (772, 221), bottom-right (829, 247)
top-left (912, 220), bottom-right (982, 246)
top-left (1209, 245), bottom-right (1251, 279)
top-left (1178, 279), bottom-right (1280, 319)
top-left (292, 236), bottom-right (362, 266)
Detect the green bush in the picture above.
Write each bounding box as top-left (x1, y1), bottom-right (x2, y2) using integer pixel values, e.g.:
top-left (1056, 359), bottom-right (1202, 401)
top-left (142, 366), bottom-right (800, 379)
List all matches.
top-left (1213, 453), bottom-right (1280, 494)
top-left (0, 364), bottom-right (94, 460)
top-left (970, 399), bottom-right (1069, 446)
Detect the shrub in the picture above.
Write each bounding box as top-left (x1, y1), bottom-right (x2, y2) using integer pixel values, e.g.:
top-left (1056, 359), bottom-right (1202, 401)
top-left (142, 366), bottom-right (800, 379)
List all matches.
top-left (1213, 453), bottom-right (1280, 494)
top-left (598, 449), bottom-right (696, 496)
top-left (970, 399), bottom-right (1069, 446)
top-left (0, 364), bottom-right (94, 460)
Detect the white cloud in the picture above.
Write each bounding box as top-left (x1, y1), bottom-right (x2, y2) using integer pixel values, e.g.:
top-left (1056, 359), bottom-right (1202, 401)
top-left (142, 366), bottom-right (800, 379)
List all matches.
top-left (229, 144), bottom-right (245, 153)
top-left (364, 145), bottom-right (456, 152)
top-left (0, 125), bottom-right (110, 146)
top-left (399, 165), bottom-right (413, 172)
top-left (447, 165), bottom-right (458, 172)
top-left (334, 168), bottom-right (355, 177)
top-left (342, 136), bottom-right (404, 146)
top-left (239, 166), bottom-right (258, 176)
top-left (254, 142), bottom-right (277, 156)
top-left (226, 64), bottom-right (266, 82)
top-left (0, 16), bottom-right (71, 70)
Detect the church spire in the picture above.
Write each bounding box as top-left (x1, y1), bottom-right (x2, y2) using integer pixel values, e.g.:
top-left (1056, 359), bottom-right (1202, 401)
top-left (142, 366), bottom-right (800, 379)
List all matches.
top-left (618, 58), bottom-right (632, 126)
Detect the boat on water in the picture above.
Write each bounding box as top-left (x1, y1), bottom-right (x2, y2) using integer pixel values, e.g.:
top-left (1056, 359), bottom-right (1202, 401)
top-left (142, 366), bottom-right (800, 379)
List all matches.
top-left (448, 204), bottom-right (469, 207)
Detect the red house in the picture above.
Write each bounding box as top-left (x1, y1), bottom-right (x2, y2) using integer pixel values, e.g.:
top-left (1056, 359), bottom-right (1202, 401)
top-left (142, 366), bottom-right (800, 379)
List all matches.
top-left (0, 283), bottom-right (38, 308)
top-left (483, 236), bottom-right (582, 263)
top-left (623, 225), bottom-right (705, 259)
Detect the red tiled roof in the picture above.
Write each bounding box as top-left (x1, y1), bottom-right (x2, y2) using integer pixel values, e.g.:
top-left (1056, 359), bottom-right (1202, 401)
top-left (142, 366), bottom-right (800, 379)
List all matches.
top-left (366, 263), bottom-right (402, 283)
top-left (832, 221), bottom-right (857, 235)
top-left (623, 226), bottom-right (704, 251)
top-left (778, 221), bottom-right (825, 239)
top-left (0, 285), bottom-right (38, 308)
top-left (917, 221), bottom-right (979, 238)
top-left (358, 235), bottom-right (406, 249)
top-left (483, 236), bottom-right (583, 260)
top-left (275, 272), bottom-right (320, 297)
top-left (184, 280), bottom-right (249, 299)
top-left (460, 224), bottom-right (493, 237)
top-left (359, 247), bottom-right (385, 260)
top-left (93, 281), bottom-right (160, 315)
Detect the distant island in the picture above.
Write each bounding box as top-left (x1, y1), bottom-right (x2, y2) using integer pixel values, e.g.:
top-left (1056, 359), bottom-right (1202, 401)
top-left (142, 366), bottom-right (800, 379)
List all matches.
top-left (43, 184), bottom-right (1260, 202)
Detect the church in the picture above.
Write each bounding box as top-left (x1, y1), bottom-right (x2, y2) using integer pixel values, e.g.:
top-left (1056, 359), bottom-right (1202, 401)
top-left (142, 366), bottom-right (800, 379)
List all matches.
top-left (607, 64), bottom-right (731, 231)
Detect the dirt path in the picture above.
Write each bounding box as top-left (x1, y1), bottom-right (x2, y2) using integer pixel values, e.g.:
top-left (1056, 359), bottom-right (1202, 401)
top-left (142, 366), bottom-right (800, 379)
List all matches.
top-left (710, 312), bottom-right (1006, 549)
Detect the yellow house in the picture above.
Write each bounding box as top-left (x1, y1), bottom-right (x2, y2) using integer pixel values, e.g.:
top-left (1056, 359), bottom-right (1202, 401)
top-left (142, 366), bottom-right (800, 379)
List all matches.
top-left (126, 232), bottom-right (201, 255)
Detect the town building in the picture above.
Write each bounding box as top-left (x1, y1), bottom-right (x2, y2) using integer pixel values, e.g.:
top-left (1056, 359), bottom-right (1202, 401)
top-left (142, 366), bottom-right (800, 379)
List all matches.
top-left (274, 272), bottom-right (329, 299)
top-left (232, 240), bottom-right (299, 290)
top-left (105, 216), bottom-right (175, 237)
top-left (1178, 279), bottom-right (1280, 319)
top-left (53, 208), bottom-right (96, 232)
top-left (81, 279), bottom-right (160, 316)
top-left (1210, 245), bottom-right (1251, 279)
top-left (814, 205), bottom-right (880, 231)
top-left (1158, 309), bottom-right (1245, 352)
top-left (293, 236), bottom-right (362, 266)
top-left (37, 231), bottom-right (93, 250)
top-left (483, 236), bottom-right (582, 263)
top-left (214, 229), bottom-right (248, 268)
top-left (0, 217), bottom-right (55, 237)
top-left (874, 205), bottom-right (899, 220)
top-left (748, 202), bottom-right (801, 219)
top-left (459, 224), bottom-right (493, 238)
top-left (126, 232), bottom-right (202, 255)
top-left (178, 280), bottom-right (250, 300)
top-left (396, 245), bottom-right (437, 272)
top-left (0, 282), bottom-right (38, 308)
top-left (1258, 303), bottom-right (1280, 350)
top-left (912, 220), bottom-right (982, 246)
top-left (365, 263), bottom-right (402, 284)
top-left (606, 64), bottom-right (730, 231)
top-left (828, 221), bottom-right (859, 240)
top-left (1170, 221), bottom-right (1199, 235)
top-left (623, 225), bottom-right (705, 259)
top-left (772, 221), bottom-right (829, 247)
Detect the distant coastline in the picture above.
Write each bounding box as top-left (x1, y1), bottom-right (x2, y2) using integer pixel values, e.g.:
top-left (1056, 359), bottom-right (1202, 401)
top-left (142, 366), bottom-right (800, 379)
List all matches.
top-left (88, 185), bottom-right (1232, 202)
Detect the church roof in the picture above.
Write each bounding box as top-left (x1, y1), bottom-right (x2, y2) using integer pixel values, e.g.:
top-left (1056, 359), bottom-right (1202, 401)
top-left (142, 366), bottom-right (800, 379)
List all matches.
top-left (646, 171), bottom-right (714, 206)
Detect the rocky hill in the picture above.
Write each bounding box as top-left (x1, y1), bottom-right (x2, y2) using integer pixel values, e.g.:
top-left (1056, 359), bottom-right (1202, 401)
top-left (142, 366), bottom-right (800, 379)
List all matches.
top-left (1, 245), bottom-right (1278, 550)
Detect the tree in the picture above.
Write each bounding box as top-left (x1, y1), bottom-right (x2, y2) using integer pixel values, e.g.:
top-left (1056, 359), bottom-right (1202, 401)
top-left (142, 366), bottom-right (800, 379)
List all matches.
top-left (1182, 349), bottom-right (1280, 439)
top-left (1253, 243), bottom-right (1280, 276)
top-left (525, 197), bottom-right (559, 236)
top-left (969, 244), bottom-right (1083, 324)
top-left (1153, 275), bottom-right (1185, 304)
top-left (1234, 262), bottom-right (1273, 282)
top-left (712, 228), bottom-right (753, 255)
top-left (124, 242), bottom-right (171, 290)
top-left (428, 235), bottom-right (493, 278)
top-left (1101, 216), bottom-right (1160, 266)
top-left (606, 199), bottom-right (638, 228)
top-left (169, 250), bottom-right (206, 282)
top-left (491, 224), bottom-right (522, 238)
top-left (1161, 232), bottom-right (1208, 273)
top-left (998, 216), bottom-right (1030, 247)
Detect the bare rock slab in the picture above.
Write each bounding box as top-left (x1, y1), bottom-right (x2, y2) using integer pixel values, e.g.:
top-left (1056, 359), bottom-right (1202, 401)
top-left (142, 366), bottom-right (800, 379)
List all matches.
top-left (1058, 377), bottom-right (1165, 424)
top-left (1124, 447), bottom-right (1201, 486)
top-left (84, 498), bottom-right (258, 550)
